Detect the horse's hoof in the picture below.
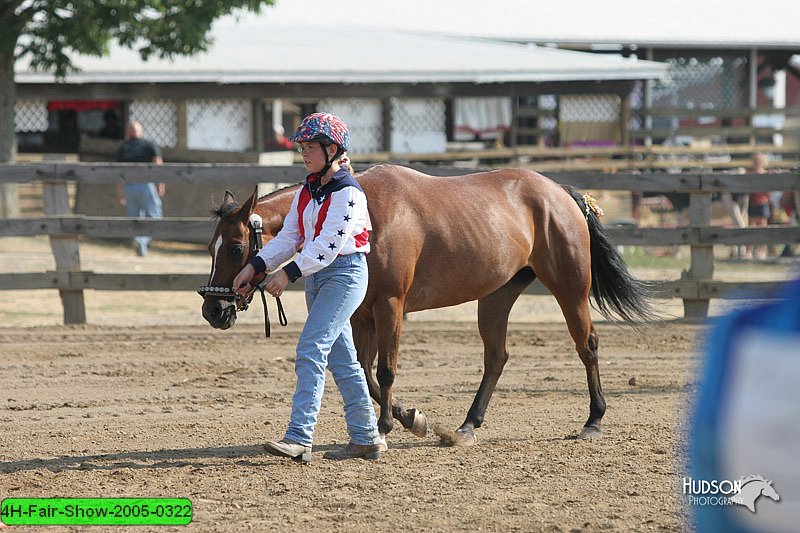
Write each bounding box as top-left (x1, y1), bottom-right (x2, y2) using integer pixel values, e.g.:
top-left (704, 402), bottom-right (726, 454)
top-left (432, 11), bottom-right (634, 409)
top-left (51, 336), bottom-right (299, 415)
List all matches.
top-left (437, 426), bottom-right (477, 447)
top-left (451, 428), bottom-right (477, 447)
top-left (577, 426), bottom-right (603, 440)
top-left (378, 434), bottom-right (389, 452)
top-left (408, 409), bottom-right (428, 437)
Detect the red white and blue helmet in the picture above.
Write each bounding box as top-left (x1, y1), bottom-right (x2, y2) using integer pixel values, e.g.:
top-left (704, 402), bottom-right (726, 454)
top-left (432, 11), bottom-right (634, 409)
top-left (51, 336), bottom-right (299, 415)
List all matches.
top-left (290, 112), bottom-right (350, 152)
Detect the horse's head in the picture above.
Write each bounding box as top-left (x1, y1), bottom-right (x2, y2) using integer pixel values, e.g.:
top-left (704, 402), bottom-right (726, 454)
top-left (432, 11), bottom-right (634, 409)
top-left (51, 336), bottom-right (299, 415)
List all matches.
top-left (200, 188), bottom-right (263, 330)
top-left (736, 475), bottom-right (781, 512)
top-left (760, 480), bottom-right (780, 502)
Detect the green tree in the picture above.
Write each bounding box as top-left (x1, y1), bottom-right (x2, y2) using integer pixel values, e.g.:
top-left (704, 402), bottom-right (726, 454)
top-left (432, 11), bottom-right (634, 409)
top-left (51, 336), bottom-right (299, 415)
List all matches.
top-left (0, 0), bottom-right (275, 165)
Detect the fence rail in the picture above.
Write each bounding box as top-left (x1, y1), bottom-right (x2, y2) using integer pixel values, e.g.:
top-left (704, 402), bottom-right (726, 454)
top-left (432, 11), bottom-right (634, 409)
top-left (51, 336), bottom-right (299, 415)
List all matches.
top-left (354, 145), bottom-right (800, 165)
top-left (1, 163), bottom-right (799, 324)
top-left (4, 163), bottom-right (800, 191)
top-left (3, 215), bottom-right (799, 247)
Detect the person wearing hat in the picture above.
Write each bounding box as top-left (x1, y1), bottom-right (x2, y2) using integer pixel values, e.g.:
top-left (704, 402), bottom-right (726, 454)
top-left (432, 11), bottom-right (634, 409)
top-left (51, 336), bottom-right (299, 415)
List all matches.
top-left (233, 113), bottom-right (381, 461)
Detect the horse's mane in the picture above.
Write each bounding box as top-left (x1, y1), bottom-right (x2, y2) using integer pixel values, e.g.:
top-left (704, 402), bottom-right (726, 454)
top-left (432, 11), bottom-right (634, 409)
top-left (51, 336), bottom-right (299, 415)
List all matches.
top-left (221, 169), bottom-right (368, 215)
top-left (257, 182), bottom-right (301, 202)
top-left (210, 201), bottom-right (239, 221)
top-left (211, 183), bottom-right (300, 220)
top-left (211, 202), bottom-right (240, 220)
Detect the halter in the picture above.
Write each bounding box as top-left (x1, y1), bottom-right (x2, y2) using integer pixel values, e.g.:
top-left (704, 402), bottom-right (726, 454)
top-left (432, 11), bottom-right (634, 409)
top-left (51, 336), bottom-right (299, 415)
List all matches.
top-left (197, 213), bottom-right (287, 337)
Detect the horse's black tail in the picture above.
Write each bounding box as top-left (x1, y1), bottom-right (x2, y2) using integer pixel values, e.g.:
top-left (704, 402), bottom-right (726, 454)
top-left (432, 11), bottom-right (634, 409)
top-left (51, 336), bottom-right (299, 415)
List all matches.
top-left (565, 186), bottom-right (660, 326)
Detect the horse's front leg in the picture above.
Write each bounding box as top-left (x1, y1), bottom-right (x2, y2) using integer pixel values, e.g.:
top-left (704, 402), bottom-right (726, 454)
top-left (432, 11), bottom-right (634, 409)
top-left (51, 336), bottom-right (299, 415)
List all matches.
top-left (373, 298), bottom-right (427, 441)
top-left (352, 312), bottom-right (381, 403)
top-left (447, 270), bottom-right (533, 446)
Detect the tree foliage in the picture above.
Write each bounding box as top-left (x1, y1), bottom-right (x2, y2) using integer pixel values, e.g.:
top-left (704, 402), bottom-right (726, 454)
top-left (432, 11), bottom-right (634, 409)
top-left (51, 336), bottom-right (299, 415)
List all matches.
top-left (0, 0), bottom-right (274, 169)
top-left (4, 0), bottom-right (274, 77)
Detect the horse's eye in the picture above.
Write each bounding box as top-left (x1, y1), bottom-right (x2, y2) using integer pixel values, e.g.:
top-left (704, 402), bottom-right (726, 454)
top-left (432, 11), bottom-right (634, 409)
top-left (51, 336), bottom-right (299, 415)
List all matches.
top-left (230, 244), bottom-right (245, 256)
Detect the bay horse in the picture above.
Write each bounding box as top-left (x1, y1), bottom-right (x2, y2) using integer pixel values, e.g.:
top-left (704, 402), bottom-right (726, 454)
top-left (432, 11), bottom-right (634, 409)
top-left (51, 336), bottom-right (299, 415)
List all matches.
top-left (200, 165), bottom-right (656, 445)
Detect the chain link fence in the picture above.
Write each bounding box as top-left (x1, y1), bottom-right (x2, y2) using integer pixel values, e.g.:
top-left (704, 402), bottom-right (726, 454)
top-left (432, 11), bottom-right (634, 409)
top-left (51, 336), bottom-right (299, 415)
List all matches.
top-left (389, 97), bottom-right (447, 153)
top-left (652, 52), bottom-right (749, 112)
top-left (187, 99), bottom-right (252, 152)
top-left (559, 94), bottom-right (622, 145)
top-left (129, 100), bottom-right (178, 148)
top-left (560, 94), bottom-right (621, 123)
top-left (14, 100), bottom-right (49, 132)
top-left (318, 98), bottom-right (383, 153)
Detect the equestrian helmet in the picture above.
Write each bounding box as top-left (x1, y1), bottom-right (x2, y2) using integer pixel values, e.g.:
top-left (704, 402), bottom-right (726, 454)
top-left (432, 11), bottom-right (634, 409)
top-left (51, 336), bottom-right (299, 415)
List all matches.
top-left (290, 112), bottom-right (350, 151)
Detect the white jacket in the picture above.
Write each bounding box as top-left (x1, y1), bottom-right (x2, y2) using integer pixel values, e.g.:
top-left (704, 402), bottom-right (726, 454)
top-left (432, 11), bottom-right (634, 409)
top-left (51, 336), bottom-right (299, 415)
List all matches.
top-left (249, 169), bottom-right (370, 281)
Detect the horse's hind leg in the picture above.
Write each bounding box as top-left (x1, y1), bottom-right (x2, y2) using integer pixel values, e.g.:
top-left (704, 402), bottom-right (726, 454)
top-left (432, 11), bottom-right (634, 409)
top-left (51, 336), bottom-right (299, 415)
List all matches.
top-left (449, 268), bottom-right (535, 446)
top-left (551, 291), bottom-right (605, 439)
top-left (533, 226), bottom-right (605, 439)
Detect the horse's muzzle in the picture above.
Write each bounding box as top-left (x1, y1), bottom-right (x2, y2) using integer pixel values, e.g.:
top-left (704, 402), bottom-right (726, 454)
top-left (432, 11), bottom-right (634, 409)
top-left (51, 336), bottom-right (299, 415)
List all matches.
top-left (202, 297), bottom-right (238, 329)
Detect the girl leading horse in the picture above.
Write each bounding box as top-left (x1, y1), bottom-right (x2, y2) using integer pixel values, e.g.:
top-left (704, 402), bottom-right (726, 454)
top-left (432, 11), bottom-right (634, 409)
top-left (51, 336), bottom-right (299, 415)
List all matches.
top-left (201, 164), bottom-right (656, 447)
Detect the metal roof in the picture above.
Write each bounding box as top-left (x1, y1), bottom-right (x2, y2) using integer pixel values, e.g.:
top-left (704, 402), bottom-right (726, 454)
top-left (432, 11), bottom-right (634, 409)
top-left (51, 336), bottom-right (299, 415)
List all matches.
top-left (16, 25), bottom-right (666, 85)
top-left (206, 0), bottom-right (800, 50)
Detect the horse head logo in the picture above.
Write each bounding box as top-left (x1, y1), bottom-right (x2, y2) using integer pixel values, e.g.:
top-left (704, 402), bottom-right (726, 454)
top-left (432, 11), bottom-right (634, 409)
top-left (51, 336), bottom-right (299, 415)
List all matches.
top-left (732, 475), bottom-right (780, 513)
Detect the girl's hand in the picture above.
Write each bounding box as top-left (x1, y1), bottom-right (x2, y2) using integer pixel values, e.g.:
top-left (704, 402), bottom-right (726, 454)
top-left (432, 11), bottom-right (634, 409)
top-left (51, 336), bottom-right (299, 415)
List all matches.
top-left (264, 269), bottom-right (289, 298)
top-left (233, 264), bottom-right (256, 296)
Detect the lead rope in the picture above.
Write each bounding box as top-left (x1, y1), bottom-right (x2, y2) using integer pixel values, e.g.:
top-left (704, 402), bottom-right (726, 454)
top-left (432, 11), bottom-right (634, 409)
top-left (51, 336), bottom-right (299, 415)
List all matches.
top-left (249, 213), bottom-right (288, 338)
top-left (253, 283), bottom-right (288, 337)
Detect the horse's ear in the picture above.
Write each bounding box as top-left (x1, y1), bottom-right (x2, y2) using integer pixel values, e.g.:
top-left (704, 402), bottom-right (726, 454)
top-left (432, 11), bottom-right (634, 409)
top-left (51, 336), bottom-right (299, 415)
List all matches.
top-left (240, 187), bottom-right (259, 219)
top-left (224, 190), bottom-right (236, 204)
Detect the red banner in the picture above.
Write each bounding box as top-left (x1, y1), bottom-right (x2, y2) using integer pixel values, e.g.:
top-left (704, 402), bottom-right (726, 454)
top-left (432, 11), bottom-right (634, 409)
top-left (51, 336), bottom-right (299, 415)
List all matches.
top-left (47, 100), bottom-right (120, 112)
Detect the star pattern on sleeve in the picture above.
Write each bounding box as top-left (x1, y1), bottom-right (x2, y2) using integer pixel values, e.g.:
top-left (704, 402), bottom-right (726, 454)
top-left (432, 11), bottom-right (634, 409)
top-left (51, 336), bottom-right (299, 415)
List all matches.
top-left (317, 254), bottom-right (325, 261)
top-left (328, 242), bottom-right (336, 250)
top-left (348, 200), bottom-right (355, 207)
top-left (343, 214), bottom-right (351, 222)
top-left (337, 229), bottom-right (345, 236)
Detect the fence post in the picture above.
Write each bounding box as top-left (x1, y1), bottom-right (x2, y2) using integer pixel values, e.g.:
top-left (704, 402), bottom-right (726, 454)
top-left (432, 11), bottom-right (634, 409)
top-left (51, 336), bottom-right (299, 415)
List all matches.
top-left (43, 178), bottom-right (86, 324)
top-left (683, 192), bottom-right (714, 318)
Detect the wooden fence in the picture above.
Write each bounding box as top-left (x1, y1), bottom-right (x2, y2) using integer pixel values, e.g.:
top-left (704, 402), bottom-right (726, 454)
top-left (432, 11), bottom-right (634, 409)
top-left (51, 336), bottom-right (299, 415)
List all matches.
top-left (1, 163), bottom-right (799, 324)
top-left (77, 136), bottom-right (800, 174)
top-left (345, 144), bottom-right (800, 173)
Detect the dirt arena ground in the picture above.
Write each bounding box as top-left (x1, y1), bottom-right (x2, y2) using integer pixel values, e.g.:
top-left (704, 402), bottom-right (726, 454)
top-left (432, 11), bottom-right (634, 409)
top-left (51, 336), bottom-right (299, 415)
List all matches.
top-left (2, 319), bottom-right (700, 532)
top-left (1, 237), bottom-right (798, 532)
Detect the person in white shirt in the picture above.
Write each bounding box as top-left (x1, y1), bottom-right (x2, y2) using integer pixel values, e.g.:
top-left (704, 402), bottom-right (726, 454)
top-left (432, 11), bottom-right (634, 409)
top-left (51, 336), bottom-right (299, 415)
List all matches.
top-left (233, 113), bottom-right (381, 462)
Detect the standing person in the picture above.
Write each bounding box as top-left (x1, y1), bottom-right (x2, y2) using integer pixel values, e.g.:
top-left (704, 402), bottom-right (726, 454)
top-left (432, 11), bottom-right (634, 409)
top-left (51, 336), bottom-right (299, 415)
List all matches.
top-left (116, 120), bottom-right (165, 257)
top-left (232, 113), bottom-right (381, 462)
top-left (746, 153), bottom-right (771, 260)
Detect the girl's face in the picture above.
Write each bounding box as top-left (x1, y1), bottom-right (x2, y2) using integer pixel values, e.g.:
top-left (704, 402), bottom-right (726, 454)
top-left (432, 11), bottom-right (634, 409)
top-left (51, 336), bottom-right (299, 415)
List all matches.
top-left (298, 142), bottom-right (335, 174)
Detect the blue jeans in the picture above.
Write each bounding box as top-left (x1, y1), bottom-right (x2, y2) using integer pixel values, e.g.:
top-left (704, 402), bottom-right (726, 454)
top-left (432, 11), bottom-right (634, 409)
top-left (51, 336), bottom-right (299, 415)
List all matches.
top-left (124, 183), bottom-right (162, 251)
top-left (284, 252), bottom-right (379, 447)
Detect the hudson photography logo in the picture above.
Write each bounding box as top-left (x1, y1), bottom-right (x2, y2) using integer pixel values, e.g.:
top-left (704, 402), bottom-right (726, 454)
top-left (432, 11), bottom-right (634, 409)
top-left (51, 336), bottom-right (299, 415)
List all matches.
top-left (683, 475), bottom-right (781, 512)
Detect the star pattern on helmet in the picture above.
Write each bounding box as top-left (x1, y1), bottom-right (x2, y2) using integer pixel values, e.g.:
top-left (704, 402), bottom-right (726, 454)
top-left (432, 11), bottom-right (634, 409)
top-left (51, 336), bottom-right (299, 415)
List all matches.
top-left (289, 113), bottom-right (350, 151)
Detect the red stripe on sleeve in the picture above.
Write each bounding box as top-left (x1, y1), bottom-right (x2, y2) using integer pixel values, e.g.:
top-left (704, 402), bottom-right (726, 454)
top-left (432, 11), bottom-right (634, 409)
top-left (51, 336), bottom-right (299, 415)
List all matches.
top-left (354, 227), bottom-right (369, 247)
top-left (297, 187), bottom-right (312, 240)
top-left (314, 196), bottom-right (332, 238)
